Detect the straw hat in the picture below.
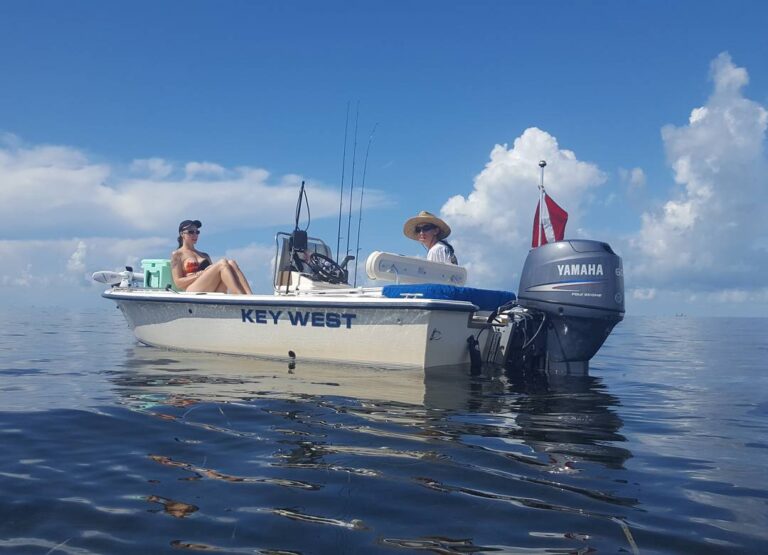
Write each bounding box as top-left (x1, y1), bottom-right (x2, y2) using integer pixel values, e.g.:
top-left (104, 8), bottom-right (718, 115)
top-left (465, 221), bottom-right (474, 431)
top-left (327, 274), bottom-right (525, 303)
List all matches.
top-left (403, 211), bottom-right (451, 241)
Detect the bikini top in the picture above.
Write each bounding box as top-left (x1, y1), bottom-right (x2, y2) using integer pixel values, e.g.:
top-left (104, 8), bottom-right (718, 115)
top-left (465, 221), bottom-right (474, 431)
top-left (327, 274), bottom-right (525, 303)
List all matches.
top-left (183, 259), bottom-right (200, 274)
top-left (183, 258), bottom-right (211, 274)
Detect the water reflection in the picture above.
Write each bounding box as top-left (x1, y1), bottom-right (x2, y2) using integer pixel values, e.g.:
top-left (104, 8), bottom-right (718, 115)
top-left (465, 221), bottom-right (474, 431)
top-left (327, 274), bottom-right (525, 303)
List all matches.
top-left (113, 345), bottom-right (428, 406)
top-left (512, 373), bottom-right (630, 469)
top-left (422, 366), bottom-right (630, 469)
top-left (112, 345), bottom-right (630, 470)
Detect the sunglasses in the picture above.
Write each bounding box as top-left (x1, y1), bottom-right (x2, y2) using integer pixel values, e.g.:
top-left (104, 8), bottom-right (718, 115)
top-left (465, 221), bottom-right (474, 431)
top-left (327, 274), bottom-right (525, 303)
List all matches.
top-left (414, 224), bottom-right (436, 233)
top-left (183, 229), bottom-right (200, 235)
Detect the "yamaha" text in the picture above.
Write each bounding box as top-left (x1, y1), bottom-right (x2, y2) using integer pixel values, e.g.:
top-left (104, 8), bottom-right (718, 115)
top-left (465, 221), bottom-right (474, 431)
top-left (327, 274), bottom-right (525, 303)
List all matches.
top-left (557, 264), bottom-right (604, 277)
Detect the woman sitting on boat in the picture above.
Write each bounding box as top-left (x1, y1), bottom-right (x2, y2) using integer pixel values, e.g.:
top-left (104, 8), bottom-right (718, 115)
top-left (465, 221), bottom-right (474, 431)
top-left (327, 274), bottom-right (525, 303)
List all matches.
top-left (171, 219), bottom-right (253, 294)
top-left (403, 211), bottom-right (458, 264)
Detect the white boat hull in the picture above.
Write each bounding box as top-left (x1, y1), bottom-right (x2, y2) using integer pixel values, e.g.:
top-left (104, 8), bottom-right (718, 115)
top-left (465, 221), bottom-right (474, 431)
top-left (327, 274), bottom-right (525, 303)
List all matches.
top-left (105, 289), bottom-right (486, 369)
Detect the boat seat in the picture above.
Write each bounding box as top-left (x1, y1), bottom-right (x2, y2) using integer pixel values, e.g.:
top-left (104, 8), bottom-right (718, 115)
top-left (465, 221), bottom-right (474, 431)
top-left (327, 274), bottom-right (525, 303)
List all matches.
top-left (382, 283), bottom-right (516, 311)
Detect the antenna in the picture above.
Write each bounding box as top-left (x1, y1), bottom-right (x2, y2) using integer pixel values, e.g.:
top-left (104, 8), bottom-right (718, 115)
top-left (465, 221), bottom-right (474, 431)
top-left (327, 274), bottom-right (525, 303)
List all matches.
top-left (353, 123), bottom-right (378, 286)
top-left (293, 180), bottom-right (310, 232)
top-left (335, 102), bottom-right (350, 262)
top-left (345, 101), bottom-right (360, 258)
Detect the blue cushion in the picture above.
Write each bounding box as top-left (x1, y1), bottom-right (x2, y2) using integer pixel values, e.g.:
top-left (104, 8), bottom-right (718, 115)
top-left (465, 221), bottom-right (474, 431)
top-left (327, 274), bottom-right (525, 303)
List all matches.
top-left (382, 284), bottom-right (516, 311)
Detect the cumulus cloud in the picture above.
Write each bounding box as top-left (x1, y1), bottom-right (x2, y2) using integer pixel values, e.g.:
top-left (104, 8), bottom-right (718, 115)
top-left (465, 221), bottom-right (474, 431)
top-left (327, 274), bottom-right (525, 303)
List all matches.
top-left (0, 138), bottom-right (373, 240)
top-left (620, 167), bottom-right (646, 191)
top-left (66, 241), bottom-right (88, 274)
top-left (629, 52), bottom-right (768, 293)
top-left (631, 288), bottom-right (657, 301)
top-left (185, 161), bottom-right (226, 179)
top-left (440, 127), bottom-right (606, 288)
top-left (0, 141), bottom-right (113, 239)
top-left (0, 237), bottom-right (170, 290)
top-left (130, 158), bottom-right (173, 179)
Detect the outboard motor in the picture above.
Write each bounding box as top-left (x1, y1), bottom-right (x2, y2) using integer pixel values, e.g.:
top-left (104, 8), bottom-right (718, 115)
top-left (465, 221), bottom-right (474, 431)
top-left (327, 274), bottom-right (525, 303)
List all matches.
top-left (515, 240), bottom-right (624, 375)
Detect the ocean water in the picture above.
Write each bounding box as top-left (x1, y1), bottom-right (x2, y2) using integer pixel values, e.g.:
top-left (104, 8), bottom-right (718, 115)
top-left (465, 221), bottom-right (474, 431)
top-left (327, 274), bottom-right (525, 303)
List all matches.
top-left (0, 306), bottom-right (766, 554)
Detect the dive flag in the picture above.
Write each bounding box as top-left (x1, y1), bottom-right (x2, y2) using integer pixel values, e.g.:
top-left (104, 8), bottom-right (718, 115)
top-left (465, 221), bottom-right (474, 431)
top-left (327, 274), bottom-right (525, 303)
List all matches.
top-left (532, 193), bottom-right (568, 247)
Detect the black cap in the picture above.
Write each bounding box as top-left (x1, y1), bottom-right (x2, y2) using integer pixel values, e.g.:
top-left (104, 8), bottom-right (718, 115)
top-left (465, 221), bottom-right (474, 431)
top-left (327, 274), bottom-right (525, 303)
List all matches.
top-left (178, 219), bottom-right (202, 233)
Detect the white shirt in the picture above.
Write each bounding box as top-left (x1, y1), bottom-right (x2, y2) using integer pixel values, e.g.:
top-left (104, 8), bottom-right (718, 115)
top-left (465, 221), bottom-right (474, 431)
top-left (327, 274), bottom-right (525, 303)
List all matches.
top-left (427, 242), bottom-right (454, 264)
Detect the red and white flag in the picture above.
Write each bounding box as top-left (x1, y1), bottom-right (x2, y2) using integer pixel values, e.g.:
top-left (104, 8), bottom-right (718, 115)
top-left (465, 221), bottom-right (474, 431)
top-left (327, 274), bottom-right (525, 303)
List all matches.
top-left (532, 192), bottom-right (568, 247)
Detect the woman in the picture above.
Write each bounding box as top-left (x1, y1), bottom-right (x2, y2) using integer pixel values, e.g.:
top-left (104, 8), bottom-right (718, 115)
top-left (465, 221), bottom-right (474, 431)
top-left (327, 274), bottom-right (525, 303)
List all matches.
top-left (171, 219), bottom-right (253, 294)
top-left (403, 211), bottom-right (458, 264)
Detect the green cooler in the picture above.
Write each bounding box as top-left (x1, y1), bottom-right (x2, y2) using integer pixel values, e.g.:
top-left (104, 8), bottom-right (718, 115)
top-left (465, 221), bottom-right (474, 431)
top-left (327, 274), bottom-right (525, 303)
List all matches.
top-left (142, 259), bottom-right (177, 290)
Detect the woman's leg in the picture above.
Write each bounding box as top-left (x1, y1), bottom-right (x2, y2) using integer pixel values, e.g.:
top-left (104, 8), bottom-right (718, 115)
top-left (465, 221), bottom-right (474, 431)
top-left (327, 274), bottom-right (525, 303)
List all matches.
top-left (186, 268), bottom-right (224, 293)
top-left (227, 260), bottom-right (253, 294)
top-left (213, 259), bottom-right (248, 294)
top-left (186, 259), bottom-right (249, 294)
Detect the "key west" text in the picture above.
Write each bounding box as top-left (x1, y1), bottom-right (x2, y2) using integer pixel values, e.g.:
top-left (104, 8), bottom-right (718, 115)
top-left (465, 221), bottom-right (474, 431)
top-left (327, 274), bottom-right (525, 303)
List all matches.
top-left (241, 309), bottom-right (356, 329)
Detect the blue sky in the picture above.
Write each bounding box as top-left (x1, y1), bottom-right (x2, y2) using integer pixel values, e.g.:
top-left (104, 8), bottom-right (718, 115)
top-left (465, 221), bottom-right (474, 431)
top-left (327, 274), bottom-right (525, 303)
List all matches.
top-left (1, 1), bottom-right (766, 316)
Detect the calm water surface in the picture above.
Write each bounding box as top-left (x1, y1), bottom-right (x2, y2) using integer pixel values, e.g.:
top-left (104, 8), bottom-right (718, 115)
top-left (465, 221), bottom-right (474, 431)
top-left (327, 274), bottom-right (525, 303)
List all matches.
top-left (0, 307), bottom-right (766, 554)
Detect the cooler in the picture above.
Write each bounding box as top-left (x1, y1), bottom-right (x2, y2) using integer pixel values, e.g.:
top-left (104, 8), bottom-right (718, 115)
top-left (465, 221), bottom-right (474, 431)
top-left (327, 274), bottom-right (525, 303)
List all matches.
top-left (142, 259), bottom-right (176, 290)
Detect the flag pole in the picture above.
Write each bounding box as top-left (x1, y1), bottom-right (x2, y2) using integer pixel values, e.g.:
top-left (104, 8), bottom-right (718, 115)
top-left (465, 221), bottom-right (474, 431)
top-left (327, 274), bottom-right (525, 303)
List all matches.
top-left (537, 160), bottom-right (546, 247)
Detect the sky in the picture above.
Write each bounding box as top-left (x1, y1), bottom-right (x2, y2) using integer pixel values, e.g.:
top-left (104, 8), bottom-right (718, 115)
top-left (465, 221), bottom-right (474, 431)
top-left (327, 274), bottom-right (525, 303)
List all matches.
top-left (1, 1), bottom-right (766, 316)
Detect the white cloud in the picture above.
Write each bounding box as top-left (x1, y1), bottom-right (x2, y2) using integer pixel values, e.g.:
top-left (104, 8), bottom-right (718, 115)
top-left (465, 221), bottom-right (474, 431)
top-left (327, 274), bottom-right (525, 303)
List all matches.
top-left (0, 139), bottom-right (353, 239)
top-left (440, 127), bottom-right (606, 288)
top-left (631, 288), bottom-right (657, 301)
top-left (185, 161), bottom-right (226, 179)
top-left (0, 141), bottom-right (114, 238)
top-left (619, 167), bottom-right (646, 191)
top-left (628, 52), bottom-right (768, 296)
top-left (0, 237), bottom-right (171, 292)
top-left (66, 241), bottom-right (88, 274)
top-left (130, 158), bottom-right (173, 179)
top-left (707, 288), bottom-right (768, 304)
top-left (708, 289), bottom-right (749, 303)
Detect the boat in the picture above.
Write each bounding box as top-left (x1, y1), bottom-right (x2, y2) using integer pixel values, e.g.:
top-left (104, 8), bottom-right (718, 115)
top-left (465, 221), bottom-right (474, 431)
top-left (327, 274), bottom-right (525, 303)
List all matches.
top-left (94, 192), bottom-right (625, 375)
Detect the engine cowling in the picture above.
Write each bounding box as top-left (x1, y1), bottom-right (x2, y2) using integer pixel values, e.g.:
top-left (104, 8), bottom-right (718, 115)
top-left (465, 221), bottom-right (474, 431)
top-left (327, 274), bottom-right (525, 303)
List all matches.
top-left (517, 240), bottom-right (624, 374)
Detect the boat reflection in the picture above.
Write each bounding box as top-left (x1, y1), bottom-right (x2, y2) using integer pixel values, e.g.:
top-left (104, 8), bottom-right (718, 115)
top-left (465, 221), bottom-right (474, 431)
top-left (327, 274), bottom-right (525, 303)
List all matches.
top-left (424, 366), bottom-right (631, 469)
top-left (510, 372), bottom-right (631, 469)
top-left (113, 344), bottom-right (428, 407)
top-left (112, 345), bottom-right (630, 468)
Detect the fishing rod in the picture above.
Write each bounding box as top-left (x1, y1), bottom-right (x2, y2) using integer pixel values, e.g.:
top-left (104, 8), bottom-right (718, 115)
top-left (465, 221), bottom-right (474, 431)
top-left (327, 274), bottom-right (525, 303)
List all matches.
top-left (353, 123), bottom-right (378, 286)
top-left (344, 101), bottom-right (360, 259)
top-left (335, 101), bottom-right (350, 263)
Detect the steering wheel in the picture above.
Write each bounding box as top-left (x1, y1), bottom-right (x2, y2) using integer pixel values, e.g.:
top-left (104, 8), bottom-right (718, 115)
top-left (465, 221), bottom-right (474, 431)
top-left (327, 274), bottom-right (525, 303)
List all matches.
top-left (307, 253), bottom-right (347, 284)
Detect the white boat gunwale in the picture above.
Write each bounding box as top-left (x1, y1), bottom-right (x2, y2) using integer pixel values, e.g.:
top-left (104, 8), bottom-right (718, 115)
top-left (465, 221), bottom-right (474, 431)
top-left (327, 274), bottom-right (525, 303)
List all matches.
top-left (102, 288), bottom-right (480, 313)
